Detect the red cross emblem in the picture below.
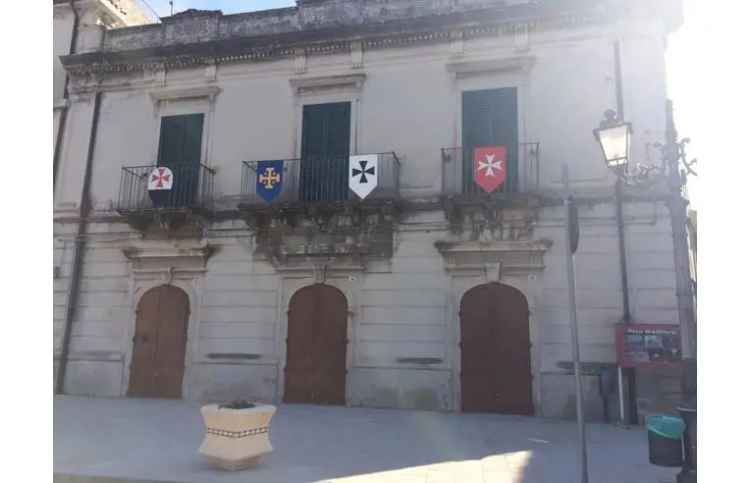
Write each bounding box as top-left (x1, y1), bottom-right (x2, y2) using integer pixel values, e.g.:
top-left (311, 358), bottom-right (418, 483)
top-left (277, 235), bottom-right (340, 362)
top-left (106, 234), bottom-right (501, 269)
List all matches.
top-left (148, 167), bottom-right (174, 191)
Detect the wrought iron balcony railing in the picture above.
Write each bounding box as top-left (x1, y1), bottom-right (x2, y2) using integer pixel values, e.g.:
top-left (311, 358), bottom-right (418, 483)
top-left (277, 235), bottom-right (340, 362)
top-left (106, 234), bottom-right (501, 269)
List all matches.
top-left (116, 163), bottom-right (215, 213)
top-left (240, 152), bottom-right (400, 205)
top-left (441, 142), bottom-right (541, 197)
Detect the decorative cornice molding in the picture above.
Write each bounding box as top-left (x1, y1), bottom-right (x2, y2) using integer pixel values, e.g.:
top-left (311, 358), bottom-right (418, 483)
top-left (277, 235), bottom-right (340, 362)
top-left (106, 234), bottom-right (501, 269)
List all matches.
top-left (446, 56), bottom-right (536, 78)
top-left (289, 73), bottom-right (366, 96)
top-left (436, 238), bottom-right (553, 280)
top-left (148, 85), bottom-right (222, 104)
top-left (61, 6), bottom-right (613, 78)
top-left (122, 239), bottom-right (216, 271)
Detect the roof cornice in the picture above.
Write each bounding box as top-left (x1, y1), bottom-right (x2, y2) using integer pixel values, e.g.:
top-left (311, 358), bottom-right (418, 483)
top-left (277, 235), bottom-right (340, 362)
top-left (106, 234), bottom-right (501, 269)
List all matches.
top-left (61, 5), bottom-right (616, 77)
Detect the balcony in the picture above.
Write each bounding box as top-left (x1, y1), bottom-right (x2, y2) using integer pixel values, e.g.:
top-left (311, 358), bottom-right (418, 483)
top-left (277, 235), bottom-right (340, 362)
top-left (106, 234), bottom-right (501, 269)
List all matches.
top-left (440, 142), bottom-right (541, 199)
top-left (238, 152), bottom-right (401, 263)
top-left (116, 163), bottom-right (215, 230)
top-left (439, 143), bottom-right (542, 237)
top-left (239, 152), bottom-right (400, 206)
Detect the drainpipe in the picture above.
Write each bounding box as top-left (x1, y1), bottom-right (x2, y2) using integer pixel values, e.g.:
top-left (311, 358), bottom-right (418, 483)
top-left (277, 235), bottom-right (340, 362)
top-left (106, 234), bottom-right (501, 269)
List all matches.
top-left (55, 90), bottom-right (103, 395)
top-left (613, 39), bottom-right (639, 425)
top-left (53, 0), bottom-right (80, 190)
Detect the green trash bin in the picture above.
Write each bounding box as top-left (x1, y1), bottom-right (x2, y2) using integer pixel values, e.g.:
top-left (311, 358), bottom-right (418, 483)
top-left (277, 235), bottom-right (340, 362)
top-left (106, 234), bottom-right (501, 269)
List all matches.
top-left (647, 414), bottom-right (686, 467)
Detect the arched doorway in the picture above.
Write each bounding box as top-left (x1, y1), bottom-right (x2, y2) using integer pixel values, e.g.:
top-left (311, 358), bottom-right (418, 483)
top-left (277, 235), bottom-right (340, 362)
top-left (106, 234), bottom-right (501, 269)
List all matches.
top-left (284, 284), bottom-right (347, 405)
top-left (127, 285), bottom-right (189, 399)
top-left (460, 282), bottom-right (533, 414)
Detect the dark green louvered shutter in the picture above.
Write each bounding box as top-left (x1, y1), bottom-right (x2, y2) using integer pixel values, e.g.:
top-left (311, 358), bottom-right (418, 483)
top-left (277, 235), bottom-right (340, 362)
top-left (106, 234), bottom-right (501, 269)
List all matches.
top-left (157, 114), bottom-right (204, 207)
top-left (461, 88), bottom-right (518, 194)
top-left (300, 102), bottom-right (351, 201)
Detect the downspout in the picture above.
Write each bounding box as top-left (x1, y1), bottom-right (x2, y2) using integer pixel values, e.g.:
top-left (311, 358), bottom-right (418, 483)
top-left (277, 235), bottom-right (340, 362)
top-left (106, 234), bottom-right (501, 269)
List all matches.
top-left (53, 0), bottom-right (80, 190)
top-left (613, 39), bottom-right (639, 425)
top-left (55, 90), bottom-right (103, 395)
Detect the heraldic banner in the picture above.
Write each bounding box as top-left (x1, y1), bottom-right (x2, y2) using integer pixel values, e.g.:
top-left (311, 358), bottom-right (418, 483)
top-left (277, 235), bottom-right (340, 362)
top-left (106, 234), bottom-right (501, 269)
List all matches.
top-left (349, 154), bottom-right (378, 199)
top-left (473, 146), bottom-right (507, 193)
top-left (148, 166), bottom-right (174, 207)
top-left (256, 160), bottom-right (283, 203)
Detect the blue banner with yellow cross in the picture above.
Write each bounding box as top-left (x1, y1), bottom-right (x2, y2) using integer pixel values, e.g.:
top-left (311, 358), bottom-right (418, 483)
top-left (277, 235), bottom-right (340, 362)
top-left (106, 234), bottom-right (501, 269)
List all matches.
top-left (255, 160), bottom-right (283, 203)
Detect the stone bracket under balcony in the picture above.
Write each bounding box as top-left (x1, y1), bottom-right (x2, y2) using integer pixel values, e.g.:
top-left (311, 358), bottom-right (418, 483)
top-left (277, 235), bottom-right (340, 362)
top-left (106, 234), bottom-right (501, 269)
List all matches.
top-left (239, 199), bottom-right (401, 266)
top-left (440, 195), bottom-right (543, 241)
top-left (119, 207), bottom-right (213, 234)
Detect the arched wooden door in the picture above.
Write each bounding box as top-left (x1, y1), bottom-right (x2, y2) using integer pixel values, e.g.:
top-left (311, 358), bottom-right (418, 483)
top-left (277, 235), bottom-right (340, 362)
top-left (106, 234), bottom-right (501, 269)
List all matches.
top-left (284, 284), bottom-right (347, 405)
top-left (127, 285), bottom-right (189, 399)
top-left (460, 283), bottom-right (533, 414)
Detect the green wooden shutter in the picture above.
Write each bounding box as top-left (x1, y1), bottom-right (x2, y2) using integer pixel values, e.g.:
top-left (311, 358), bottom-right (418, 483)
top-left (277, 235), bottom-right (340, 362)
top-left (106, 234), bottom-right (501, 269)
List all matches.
top-left (300, 103), bottom-right (351, 201)
top-left (157, 114), bottom-right (204, 167)
top-left (156, 114), bottom-right (204, 206)
top-left (461, 88), bottom-right (518, 193)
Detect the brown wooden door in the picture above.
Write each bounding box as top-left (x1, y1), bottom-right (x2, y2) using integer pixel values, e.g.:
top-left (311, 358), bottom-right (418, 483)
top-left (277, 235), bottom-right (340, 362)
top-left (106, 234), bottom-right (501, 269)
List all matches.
top-left (128, 285), bottom-right (189, 399)
top-left (460, 283), bottom-right (533, 414)
top-left (284, 284), bottom-right (347, 405)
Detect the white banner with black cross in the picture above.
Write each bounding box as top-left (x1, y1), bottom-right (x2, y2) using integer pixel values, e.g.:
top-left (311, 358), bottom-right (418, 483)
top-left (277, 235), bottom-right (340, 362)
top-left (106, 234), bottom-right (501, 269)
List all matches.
top-left (349, 154), bottom-right (378, 199)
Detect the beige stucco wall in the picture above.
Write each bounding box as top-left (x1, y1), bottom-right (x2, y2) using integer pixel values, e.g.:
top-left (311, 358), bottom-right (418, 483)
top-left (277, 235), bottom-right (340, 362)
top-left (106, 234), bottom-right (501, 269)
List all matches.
top-left (53, 12), bottom-right (680, 418)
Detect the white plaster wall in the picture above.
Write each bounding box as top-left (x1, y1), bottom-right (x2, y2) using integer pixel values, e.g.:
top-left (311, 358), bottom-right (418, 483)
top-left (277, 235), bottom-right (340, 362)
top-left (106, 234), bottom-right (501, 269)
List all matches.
top-left (349, 224), bottom-right (453, 410)
top-left (55, 14), bottom-right (682, 416)
top-left (53, 5), bottom-right (75, 105)
top-left (533, 200), bottom-right (678, 418)
top-left (59, 220), bottom-right (133, 396)
top-left (64, 22), bottom-right (671, 210)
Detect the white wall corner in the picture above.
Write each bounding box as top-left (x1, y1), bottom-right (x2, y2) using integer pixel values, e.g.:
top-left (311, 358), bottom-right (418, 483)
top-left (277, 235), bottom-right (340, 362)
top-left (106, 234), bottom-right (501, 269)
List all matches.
top-left (294, 48), bottom-right (307, 75)
top-left (350, 41), bottom-right (364, 69)
top-left (513, 24), bottom-right (530, 52)
top-left (449, 30), bottom-right (465, 57)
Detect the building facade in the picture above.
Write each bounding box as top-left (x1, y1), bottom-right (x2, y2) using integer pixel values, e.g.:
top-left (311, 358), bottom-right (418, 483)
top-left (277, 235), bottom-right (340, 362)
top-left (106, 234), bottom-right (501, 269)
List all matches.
top-left (54, 0), bottom-right (686, 420)
top-left (54, 0), bottom-right (155, 184)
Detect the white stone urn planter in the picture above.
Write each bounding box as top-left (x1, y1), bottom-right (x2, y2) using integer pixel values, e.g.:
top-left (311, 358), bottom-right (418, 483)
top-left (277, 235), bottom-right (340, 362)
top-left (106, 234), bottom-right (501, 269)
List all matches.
top-left (199, 401), bottom-right (276, 471)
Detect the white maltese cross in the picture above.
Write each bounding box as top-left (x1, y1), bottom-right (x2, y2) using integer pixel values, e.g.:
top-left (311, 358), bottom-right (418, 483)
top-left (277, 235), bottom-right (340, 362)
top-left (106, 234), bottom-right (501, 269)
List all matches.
top-left (478, 154), bottom-right (504, 177)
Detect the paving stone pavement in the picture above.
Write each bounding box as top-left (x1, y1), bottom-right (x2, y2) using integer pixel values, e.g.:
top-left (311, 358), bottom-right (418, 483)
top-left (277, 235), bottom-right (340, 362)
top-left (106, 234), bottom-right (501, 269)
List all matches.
top-left (54, 396), bottom-right (678, 483)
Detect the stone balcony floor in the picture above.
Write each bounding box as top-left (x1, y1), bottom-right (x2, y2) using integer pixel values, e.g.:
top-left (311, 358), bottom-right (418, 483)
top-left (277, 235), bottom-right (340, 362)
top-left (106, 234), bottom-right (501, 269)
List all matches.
top-left (54, 396), bottom-right (677, 483)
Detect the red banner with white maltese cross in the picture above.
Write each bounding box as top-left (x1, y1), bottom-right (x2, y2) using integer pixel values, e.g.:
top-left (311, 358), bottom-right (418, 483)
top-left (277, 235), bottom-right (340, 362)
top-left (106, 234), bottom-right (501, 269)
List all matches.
top-left (473, 146), bottom-right (507, 193)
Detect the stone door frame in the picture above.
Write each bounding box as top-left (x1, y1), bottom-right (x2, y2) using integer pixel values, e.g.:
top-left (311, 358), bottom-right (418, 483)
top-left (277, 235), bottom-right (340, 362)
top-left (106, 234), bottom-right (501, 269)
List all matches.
top-left (274, 262), bottom-right (363, 405)
top-left (121, 272), bottom-right (203, 399)
top-left (438, 240), bottom-right (549, 413)
top-left (120, 239), bottom-right (213, 399)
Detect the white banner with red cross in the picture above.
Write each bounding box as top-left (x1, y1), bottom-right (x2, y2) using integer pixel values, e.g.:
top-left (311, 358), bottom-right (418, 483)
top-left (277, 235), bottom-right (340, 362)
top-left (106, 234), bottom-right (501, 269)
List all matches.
top-left (148, 167), bottom-right (174, 191)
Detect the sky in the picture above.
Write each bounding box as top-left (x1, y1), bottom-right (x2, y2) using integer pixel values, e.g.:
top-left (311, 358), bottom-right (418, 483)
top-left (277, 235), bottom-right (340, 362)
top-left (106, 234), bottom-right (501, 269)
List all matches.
top-left (145, 0), bottom-right (293, 16)
top-left (143, 0), bottom-right (737, 211)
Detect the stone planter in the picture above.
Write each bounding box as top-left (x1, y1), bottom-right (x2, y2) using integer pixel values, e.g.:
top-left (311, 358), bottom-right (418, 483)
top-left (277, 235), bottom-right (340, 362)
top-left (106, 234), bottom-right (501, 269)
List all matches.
top-left (199, 403), bottom-right (276, 471)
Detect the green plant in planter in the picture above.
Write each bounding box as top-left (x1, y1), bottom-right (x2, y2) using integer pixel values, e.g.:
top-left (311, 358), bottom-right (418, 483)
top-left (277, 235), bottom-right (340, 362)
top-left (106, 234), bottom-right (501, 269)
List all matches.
top-left (219, 400), bottom-right (256, 410)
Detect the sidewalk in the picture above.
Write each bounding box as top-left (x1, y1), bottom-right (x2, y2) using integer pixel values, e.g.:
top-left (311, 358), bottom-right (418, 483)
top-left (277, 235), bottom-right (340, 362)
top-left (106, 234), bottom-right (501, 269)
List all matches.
top-left (54, 396), bottom-right (677, 483)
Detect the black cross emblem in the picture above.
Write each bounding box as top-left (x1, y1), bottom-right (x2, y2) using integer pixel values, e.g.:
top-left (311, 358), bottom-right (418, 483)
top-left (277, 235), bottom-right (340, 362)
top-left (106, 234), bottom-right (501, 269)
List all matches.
top-left (352, 160), bottom-right (375, 184)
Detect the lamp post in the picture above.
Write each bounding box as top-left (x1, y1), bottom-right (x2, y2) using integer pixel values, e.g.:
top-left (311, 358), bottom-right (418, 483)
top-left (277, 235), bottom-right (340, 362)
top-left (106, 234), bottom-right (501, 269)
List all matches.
top-left (594, 101), bottom-right (697, 483)
top-left (593, 109), bottom-right (638, 426)
top-left (593, 109), bottom-right (632, 172)
top-left (593, 102), bottom-right (697, 358)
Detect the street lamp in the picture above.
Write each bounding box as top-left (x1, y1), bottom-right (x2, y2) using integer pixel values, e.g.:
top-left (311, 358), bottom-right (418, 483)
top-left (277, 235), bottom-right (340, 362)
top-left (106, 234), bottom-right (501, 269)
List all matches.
top-left (593, 109), bottom-right (631, 170)
top-left (594, 101), bottom-right (697, 483)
